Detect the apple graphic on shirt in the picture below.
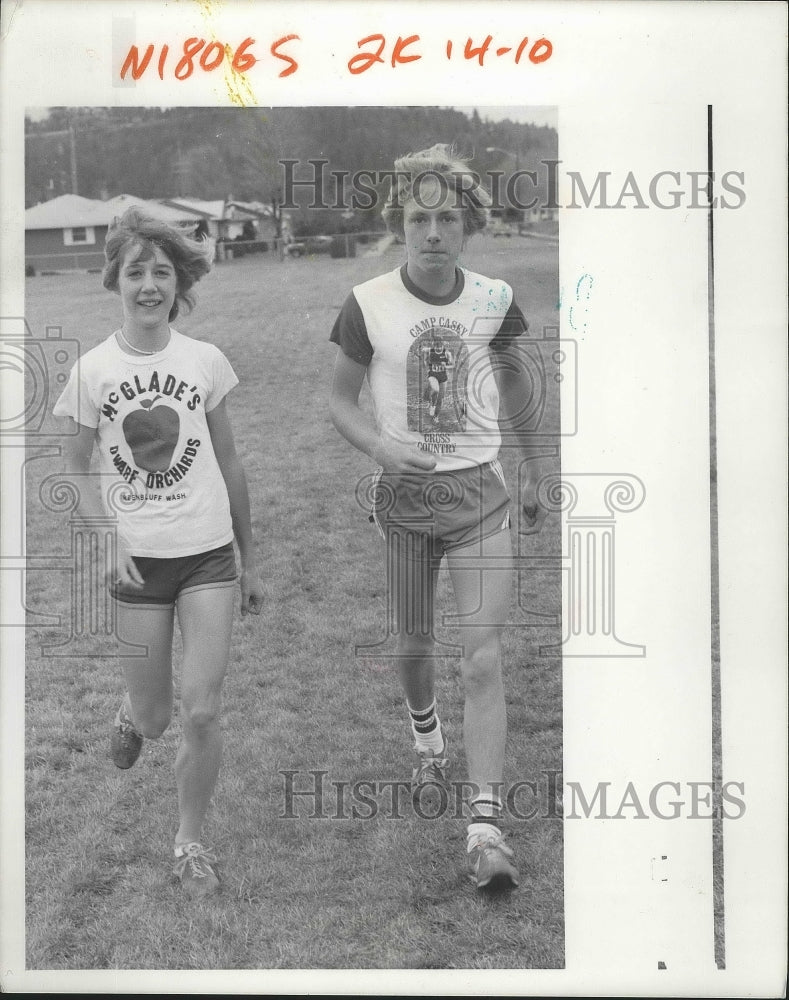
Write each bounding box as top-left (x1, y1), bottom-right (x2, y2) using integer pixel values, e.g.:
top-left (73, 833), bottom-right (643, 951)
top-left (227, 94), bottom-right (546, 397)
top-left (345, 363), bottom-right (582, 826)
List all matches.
top-left (122, 395), bottom-right (180, 472)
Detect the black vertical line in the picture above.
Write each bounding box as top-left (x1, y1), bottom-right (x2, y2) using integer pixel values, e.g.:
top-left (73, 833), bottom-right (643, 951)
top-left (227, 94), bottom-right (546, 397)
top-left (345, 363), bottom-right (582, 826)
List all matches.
top-left (708, 103), bottom-right (725, 970)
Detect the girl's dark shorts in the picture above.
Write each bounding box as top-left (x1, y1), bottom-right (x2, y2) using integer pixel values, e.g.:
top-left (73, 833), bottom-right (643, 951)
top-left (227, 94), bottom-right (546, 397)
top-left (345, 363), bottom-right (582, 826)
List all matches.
top-left (110, 542), bottom-right (237, 608)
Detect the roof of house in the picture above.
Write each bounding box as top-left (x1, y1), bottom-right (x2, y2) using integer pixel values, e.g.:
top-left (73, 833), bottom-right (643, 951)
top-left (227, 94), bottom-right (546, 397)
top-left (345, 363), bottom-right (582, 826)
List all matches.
top-left (157, 197), bottom-right (224, 219)
top-left (227, 199), bottom-right (274, 218)
top-left (25, 193), bottom-right (205, 231)
top-left (161, 197), bottom-right (273, 221)
top-left (24, 194), bottom-right (111, 230)
top-left (103, 194), bottom-right (205, 224)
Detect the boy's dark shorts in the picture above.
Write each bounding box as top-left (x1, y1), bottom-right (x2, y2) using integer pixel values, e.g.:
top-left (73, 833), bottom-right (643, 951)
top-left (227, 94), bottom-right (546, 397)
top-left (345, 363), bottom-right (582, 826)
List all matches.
top-left (110, 542), bottom-right (237, 608)
top-left (370, 460), bottom-right (511, 556)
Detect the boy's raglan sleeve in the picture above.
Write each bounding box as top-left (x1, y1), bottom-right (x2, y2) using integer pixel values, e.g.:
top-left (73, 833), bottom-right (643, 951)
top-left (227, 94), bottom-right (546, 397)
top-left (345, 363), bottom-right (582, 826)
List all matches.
top-left (490, 296), bottom-right (529, 353)
top-left (329, 291), bottom-right (373, 366)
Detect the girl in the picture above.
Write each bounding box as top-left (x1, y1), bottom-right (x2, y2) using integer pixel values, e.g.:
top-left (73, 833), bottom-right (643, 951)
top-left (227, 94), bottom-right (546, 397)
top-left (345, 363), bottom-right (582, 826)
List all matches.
top-left (54, 208), bottom-right (263, 898)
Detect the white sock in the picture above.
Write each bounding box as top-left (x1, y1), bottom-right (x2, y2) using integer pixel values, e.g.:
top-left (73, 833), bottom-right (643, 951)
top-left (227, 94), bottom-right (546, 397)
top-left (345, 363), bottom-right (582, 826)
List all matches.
top-left (466, 822), bottom-right (501, 850)
top-left (408, 699), bottom-right (445, 754)
top-left (174, 842), bottom-right (200, 857)
top-left (413, 723), bottom-right (445, 755)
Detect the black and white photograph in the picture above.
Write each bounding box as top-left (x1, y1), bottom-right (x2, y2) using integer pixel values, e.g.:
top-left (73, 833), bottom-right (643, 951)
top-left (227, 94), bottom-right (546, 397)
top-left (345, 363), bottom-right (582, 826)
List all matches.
top-left (1, 1), bottom-right (786, 995)
top-left (21, 104), bottom-right (564, 970)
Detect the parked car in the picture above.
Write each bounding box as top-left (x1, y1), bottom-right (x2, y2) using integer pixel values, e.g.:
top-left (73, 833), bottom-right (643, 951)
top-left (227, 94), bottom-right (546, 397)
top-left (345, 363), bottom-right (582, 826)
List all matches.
top-left (284, 235), bottom-right (333, 257)
top-left (490, 219), bottom-right (515, 237)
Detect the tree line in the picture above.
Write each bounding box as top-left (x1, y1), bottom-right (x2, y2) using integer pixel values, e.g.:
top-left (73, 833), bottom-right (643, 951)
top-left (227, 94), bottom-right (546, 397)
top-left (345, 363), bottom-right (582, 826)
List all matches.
top-left (25, 106), bottom-right (558, 232)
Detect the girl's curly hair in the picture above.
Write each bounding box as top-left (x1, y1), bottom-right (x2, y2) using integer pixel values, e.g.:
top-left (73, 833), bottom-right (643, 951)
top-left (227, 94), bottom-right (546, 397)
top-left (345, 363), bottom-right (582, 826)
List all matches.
top-left (381, 143), bottom-right (491, 238)
top-left (102, 207), bottom-right (213, 321)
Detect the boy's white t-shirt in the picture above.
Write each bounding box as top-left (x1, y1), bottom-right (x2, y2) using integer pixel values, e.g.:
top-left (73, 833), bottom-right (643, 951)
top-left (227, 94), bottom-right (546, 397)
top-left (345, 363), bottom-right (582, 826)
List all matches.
top-left (330, 265), bottom-right (527, 471)
top-left (53, 329), bottom-right (238, 558)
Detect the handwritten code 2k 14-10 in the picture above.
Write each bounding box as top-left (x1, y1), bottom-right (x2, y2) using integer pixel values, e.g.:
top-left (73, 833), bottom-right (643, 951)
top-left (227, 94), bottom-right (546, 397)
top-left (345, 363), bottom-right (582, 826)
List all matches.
top-left (118, 34), bottom-right (554, 82)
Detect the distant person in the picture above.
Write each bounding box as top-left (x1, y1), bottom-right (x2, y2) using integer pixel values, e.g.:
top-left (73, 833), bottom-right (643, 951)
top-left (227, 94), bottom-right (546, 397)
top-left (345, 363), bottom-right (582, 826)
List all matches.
top-left (54, 208), bottom-right (263, 898)
top-left (329, 144), bottom-right (547, 890)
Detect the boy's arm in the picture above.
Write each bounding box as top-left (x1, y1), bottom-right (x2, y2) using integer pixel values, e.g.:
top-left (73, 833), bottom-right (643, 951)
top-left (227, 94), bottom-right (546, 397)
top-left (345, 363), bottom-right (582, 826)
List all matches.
top-left (206, 399), bottom-right (263, 615)
top-left (495, 343), bottom-right (550, 535)
top-left (329, 350), bottom-right (436, 474)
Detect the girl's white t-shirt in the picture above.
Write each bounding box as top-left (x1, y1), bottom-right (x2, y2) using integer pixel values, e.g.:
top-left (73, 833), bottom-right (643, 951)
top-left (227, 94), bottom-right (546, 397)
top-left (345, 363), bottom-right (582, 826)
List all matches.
top-left (53, 329), bottom-right (238, 558)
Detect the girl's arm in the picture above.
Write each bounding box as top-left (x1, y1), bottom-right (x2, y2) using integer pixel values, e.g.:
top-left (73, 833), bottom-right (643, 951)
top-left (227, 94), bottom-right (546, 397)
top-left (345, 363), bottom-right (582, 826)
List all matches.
top-left (206, 399), bottom-right (263, 615)
top-left (329, 351), bottom-right (436, 473)
top-left (61, 419), bottom-right (144, 586)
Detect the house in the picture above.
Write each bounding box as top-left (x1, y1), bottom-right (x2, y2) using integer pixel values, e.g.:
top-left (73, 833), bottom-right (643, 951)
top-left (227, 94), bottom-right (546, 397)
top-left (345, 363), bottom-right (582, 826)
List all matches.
top-left (224, 199), bottom-right (278, 242)
top-left (160, 197), bottom-right (278, 243)
top-left (24, 194), bottom-right (205, 273)
top-left (25, 194), bottom-right (113, 272)
top-left (525, 206), bottom-right (560, 225)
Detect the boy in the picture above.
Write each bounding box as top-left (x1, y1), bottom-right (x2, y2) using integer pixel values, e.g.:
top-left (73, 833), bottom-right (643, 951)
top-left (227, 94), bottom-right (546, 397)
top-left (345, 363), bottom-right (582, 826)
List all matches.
top-left (329, 145), bottom-right (547, 889)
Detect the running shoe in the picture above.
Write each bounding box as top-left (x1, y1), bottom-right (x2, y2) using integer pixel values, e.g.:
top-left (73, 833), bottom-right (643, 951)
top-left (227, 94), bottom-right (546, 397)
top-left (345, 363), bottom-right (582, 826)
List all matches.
top-left (412, 736), bottom-right (449, 791)
top-left (467, 828), bottom-right (520, 890)
top-left (173, 843), bottom-right (220, 897)
top-left (110, 699), bottom-right (143, 769)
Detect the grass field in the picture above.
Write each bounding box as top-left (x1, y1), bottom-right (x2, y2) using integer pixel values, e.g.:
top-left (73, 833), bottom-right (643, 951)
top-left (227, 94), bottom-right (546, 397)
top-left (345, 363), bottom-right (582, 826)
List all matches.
top-left (23, 234), bottom-right (564, 970)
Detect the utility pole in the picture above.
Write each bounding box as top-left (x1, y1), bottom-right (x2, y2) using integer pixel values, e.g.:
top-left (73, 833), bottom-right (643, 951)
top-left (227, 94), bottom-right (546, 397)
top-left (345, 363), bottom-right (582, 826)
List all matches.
top-left (25, 124), bottom-right (79, 196)
top-left (68, 125), bottom-right (78, 195)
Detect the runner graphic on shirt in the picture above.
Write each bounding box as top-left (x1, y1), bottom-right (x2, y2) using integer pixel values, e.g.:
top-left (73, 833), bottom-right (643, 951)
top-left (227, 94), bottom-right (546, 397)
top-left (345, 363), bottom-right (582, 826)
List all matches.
top-left (407, 329), bottom-right (468, 433)
top-left (424, 339), bottom-right (450, 422)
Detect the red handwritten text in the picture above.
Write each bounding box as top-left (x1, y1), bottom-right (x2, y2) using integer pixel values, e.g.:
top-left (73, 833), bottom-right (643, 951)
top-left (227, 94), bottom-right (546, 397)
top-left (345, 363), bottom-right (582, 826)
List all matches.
top-left (447, 35), bottom-right (553, 65)
top-left (119, 36), bottom-right (300, 81)
top-left (348, 33), bottom-right (554, 73)
top-left (118, 32), bottom-right (553, 83)
top-left (348, 34), bottom-right (421, 74)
